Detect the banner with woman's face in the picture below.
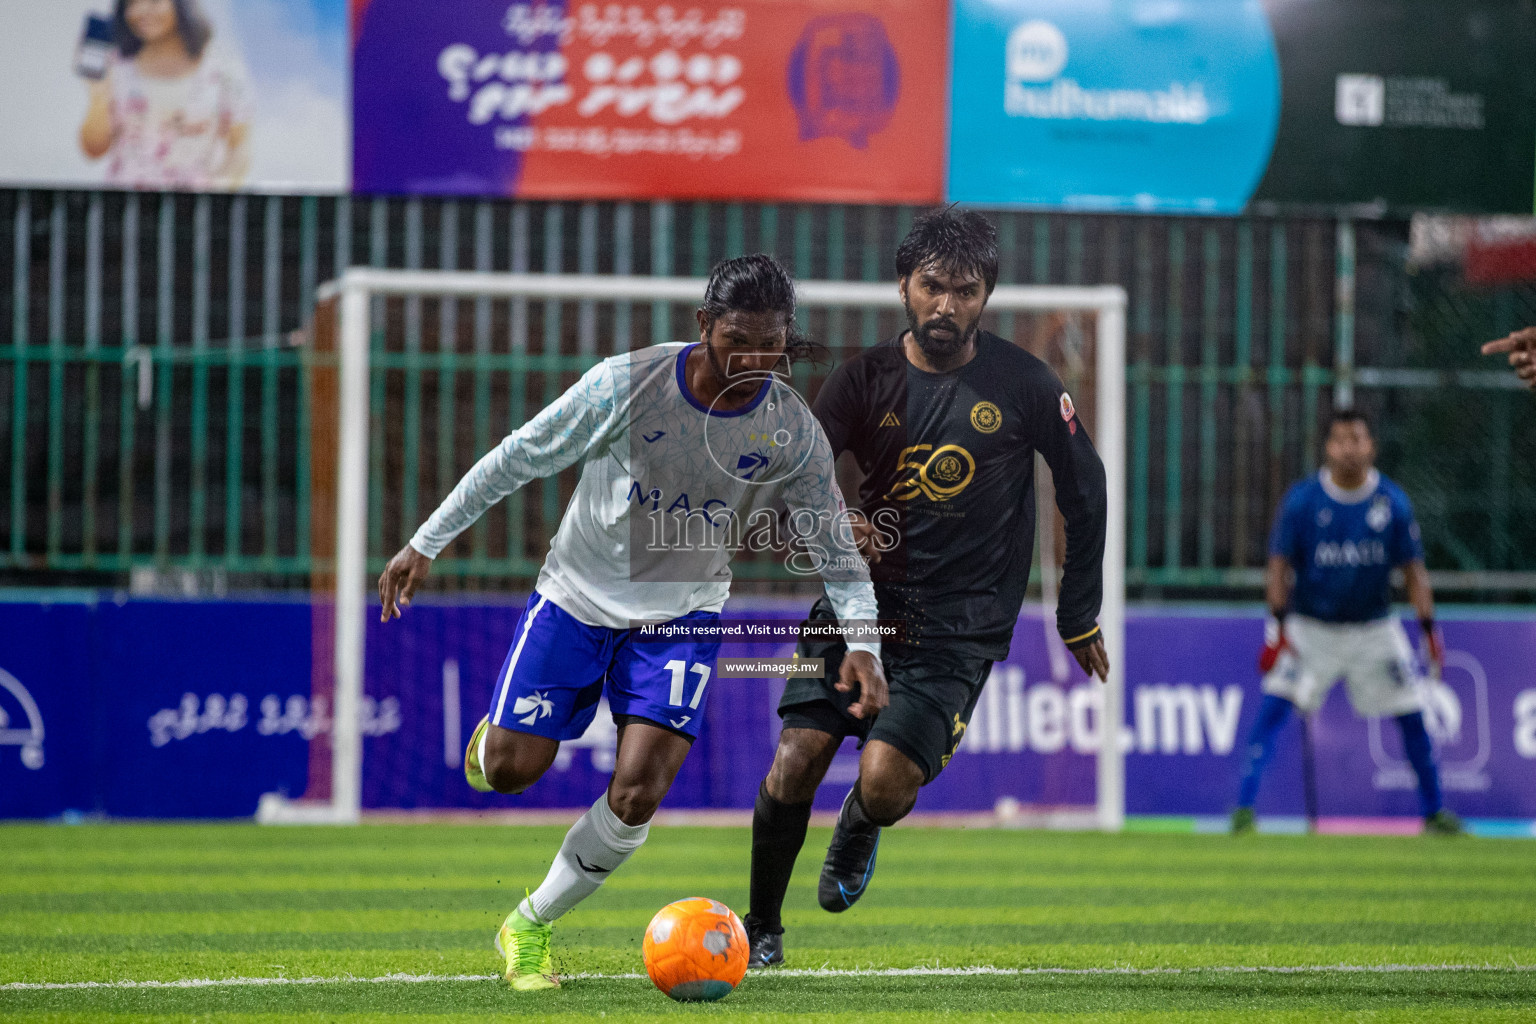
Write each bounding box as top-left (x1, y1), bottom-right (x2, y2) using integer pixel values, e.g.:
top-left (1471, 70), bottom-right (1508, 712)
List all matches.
top-left (0, 0), bottom-right (348, 192)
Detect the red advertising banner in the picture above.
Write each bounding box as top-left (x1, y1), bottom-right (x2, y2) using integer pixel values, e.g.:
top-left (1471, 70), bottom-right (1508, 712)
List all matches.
top-left (352, 1), bottom-right (945, 201)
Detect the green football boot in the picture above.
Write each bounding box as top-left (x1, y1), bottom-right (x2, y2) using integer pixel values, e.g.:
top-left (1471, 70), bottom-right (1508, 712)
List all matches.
top-left (464, 715), bottom-right (494, 793)
top-left (495, 905), bottom-right (558, 991)
top-left (1424, 809), bottom-right (1464, 836)
top-left (1230, 807), bottom-right (1256, 835)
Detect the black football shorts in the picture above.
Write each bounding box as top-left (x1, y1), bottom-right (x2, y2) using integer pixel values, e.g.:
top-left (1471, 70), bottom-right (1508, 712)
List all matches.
top-left (777, 598), bottom-right (994, 784)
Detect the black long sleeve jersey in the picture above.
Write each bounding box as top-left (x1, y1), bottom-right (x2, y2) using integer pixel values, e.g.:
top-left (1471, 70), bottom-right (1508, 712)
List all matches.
top-left (812, 331), bottom-right (1108, 659)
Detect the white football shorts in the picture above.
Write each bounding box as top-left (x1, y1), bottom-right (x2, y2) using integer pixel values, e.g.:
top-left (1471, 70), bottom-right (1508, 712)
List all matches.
top-left (1261, 614), bottom-right (1424, 718)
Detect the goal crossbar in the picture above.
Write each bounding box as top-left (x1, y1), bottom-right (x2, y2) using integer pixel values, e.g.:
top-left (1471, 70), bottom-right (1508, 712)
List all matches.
top-left (316, 268), bottom-right (1126, 312)
top-left (258, 269), bottom-right (1126, 829)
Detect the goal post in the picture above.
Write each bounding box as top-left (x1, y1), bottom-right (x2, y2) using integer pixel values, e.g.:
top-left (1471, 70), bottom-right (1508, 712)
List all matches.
top-left (256, 269), bottom-right (1126, 829)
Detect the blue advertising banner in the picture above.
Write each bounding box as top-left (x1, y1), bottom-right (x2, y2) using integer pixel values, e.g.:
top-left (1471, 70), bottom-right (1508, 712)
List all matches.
top-left (3, 597), bottom-right (1533, 822)
top-left (92, 601), bottom-right (316, 817)
top-left (947, 0), bottom-right (1281, 212)
top-left (0, 598), bottom-right (313, 818)
top-left (0, 602), bottom-right (95, 818)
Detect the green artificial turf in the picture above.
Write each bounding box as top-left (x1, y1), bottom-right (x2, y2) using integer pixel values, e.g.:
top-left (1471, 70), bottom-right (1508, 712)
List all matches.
top-left (1, 823), bottom-right (1533, 1021)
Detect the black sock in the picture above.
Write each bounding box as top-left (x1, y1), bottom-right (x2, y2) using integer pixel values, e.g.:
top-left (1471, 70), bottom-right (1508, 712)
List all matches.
top-left (846, 779), bottom-right (877, 830)
top-left (747, 779), bottom-right (812, 934)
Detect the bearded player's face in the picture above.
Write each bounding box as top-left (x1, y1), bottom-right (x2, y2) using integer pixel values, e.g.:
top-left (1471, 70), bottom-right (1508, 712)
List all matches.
top-left (900, 263), bottom-right (988, 361)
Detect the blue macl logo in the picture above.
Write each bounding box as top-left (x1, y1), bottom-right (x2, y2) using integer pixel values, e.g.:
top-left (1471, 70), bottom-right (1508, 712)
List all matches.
top-left (736, 452), bottom-right (771, 481)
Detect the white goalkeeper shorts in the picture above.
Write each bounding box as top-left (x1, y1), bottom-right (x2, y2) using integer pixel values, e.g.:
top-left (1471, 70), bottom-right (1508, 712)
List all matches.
top-left (1261, 614), bottom-right (1424, 718)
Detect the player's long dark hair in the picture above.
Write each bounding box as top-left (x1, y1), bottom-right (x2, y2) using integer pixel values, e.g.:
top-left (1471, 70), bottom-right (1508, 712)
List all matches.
top-left (114, 0), bottom-right (213, 60)
top-left (896, 206), bottom-right (1000, 295)
top-left (698, 253), bottom-right (824, 364)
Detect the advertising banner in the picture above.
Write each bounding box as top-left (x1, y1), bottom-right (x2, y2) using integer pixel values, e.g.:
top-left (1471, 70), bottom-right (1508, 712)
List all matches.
top-left (948, 0), bottom-right (1536, 215)
top-left (0, 603), bottom-right (95, 819)
top-left (3, 598), bottom-right (1533, 822)
top-left (351, 0), bottom-right (946, 201)
top-left (1249, 0), bottom-right (1536, 215)
top-left (0, 599), bottom-right (314, 818)
top-left (947, 0), bottom-right (1282, 213)
top-left (0, 0), bottom-right (349, 193)
top-left (1119, 612), bottom-right (1536, 819)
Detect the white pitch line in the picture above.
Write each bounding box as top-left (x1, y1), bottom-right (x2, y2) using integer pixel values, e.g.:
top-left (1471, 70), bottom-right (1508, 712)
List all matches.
top-left (1, 972), bottom-right (503, 991)
top-left (4, 963), bottom-right (1533, 992)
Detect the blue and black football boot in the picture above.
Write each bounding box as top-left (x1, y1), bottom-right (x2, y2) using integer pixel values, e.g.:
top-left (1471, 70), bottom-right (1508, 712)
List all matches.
top-left (817, 787), bottom-right (881, 912)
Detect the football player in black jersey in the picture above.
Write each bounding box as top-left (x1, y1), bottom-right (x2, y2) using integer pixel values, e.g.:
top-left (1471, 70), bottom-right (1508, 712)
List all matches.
top-left (744, 208), bottom-right (1111, 968)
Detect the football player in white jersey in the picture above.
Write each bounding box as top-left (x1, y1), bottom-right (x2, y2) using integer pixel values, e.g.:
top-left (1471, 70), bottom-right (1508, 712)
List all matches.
top-left (377, 254), bottom-right (886, 991)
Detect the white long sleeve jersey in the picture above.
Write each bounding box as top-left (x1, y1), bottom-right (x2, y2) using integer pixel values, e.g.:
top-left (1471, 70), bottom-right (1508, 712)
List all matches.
top-left (410, 343), bottom-right (880, 655)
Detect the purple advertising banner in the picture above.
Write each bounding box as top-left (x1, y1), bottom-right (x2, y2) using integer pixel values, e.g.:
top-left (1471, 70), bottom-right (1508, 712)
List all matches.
top-left (364, 603), bottom-right (1533, 820)
top-left (350, 0), bottom-right (947, 201)
top-left (3, 597), bottom-right (1533, 822)
top-left (1120, 611), bottom-right (1536, 820)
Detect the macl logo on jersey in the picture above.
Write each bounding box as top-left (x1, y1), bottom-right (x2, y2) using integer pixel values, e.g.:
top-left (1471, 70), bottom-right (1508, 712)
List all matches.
top-left (628, 481), bottom-right (732, 517)
top-left (1003, 19), bottom-right (1211, 124)
top-left (513, 692), bottom-right (554, 726)
top-left (1366, 495), bottom-right (1392, 532)
top-left (736, 452), bottom-right (771, 481)
top-left (1313, 539), bottom-right (1388, 567)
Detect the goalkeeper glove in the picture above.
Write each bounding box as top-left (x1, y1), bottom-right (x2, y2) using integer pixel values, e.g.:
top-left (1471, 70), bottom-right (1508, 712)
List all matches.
top-left (1258, 612), bottom-right (1287, 674)
top-left (1420, 617), bottom-right (1445, 676)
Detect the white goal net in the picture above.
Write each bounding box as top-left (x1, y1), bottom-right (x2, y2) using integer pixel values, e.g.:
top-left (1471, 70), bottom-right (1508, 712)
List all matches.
top-left (256, 270), bottom-right (1125, 829)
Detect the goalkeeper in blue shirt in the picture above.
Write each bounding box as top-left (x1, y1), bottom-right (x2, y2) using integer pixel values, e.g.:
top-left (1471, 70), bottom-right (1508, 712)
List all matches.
top-left (1233, 409), bottom-right (1461, 835)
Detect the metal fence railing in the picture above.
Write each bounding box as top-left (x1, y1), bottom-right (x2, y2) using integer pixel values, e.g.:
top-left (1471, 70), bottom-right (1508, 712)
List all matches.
top-left (2, 189), bottom-right (1533, 596)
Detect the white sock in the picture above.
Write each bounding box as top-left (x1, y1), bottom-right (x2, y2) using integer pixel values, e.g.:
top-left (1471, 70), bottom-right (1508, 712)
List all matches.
top-left (521, 793), bottom-right (650, 924)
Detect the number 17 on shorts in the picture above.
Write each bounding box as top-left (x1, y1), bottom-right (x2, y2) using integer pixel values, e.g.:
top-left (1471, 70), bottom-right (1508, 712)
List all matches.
top-left (488, 591), bottom-right (722, 742)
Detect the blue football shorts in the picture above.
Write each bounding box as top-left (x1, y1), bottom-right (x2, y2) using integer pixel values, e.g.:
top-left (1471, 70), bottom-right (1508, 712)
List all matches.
top-left (487, 590), bottom-right (722, 742)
